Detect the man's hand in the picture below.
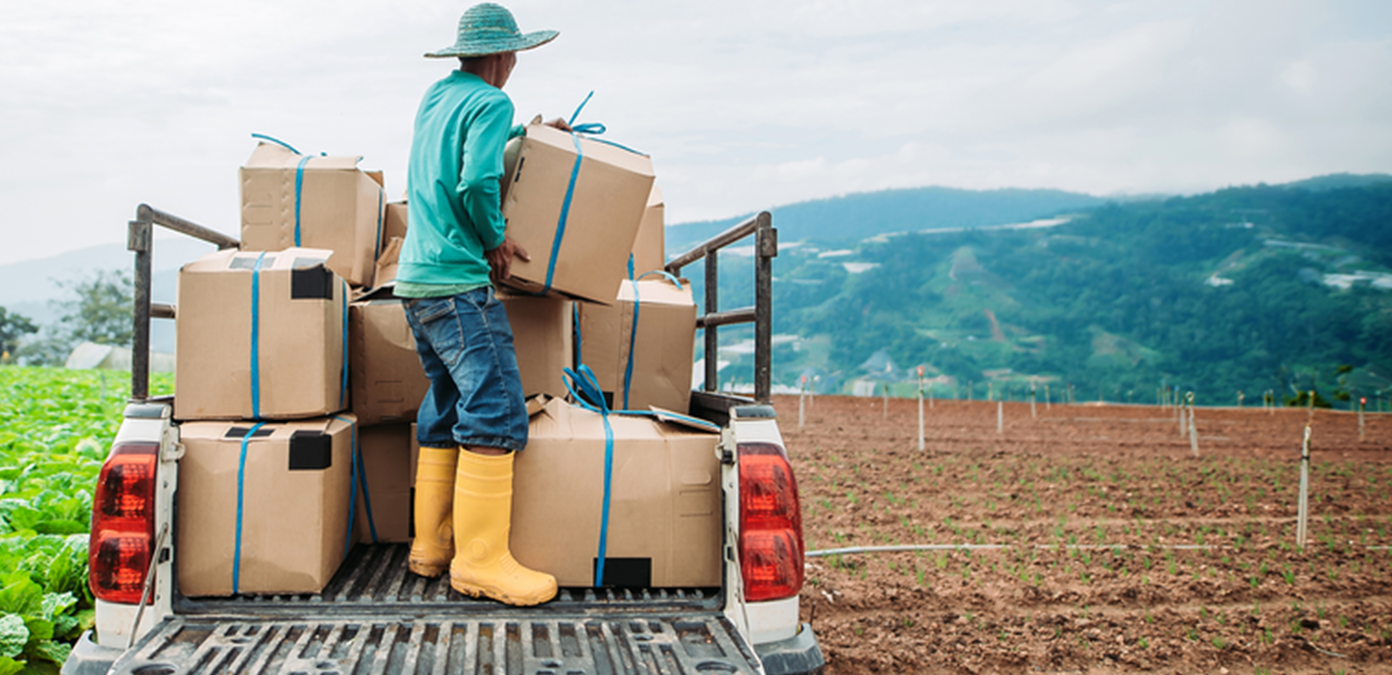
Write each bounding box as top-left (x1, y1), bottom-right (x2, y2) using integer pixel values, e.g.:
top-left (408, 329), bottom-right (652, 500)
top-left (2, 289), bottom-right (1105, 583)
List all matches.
top-left (543, 117), bottom-right (571, 132)
top-left (485, 236), bottom-right (531, 282)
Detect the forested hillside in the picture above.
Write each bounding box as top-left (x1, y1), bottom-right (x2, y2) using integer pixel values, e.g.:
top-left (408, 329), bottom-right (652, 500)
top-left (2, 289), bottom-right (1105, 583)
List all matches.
top-left (701, 178), bottom-right (1392, 406)
top-left (666, 186), bottom-right (1106, 253)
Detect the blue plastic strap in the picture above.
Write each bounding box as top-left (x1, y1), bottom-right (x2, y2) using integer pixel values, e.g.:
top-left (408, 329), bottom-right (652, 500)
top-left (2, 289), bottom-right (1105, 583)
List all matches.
top-left (338, 279), bottom-right (348, 408)
top-left (249, 252), bottom-right (268, 420)
top-left (595, 411), bottom-right (614, 587)
top-left (335, 416), bottom-right (377, 551)
top-left (622, 280), bottom-right (640, 411)
top-left (356, 429), bottom-right (378, 543)
top-left (233, 421), bottom-right (268, 594)
top-left (568, 91), bottom-right (595, 127)
top-left (572, 303), bottom-right (583, 366)
top-left (636, 269), bottom-right (684, 290)
top-left (293, 155), bottom-right (312, 247)
top-left (250, 133), bottom-right (301, 155)
top-left (537, 133), bottom-right (583, 295)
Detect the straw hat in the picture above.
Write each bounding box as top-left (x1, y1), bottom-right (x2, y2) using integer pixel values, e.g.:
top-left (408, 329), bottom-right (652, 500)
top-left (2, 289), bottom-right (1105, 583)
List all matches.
top-left (425, 3), bottom-right (558, 58)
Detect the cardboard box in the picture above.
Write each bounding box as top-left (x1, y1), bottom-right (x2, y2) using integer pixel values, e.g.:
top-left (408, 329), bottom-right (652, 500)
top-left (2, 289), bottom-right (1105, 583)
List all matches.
top-left (240, 141), bottom-right (386, 287)
top-left (498, 292), bottom-right (573, 400)
top-left (383, 201), bottom-right (408, 246)
top-left (176, 416), bottom-right (355, 596)
top-left (349, 294), bottom-right (428, 425)
top-left (576, 277), bottom-right (696, 414)
top-left (354, 424), bottom-right (413, 544)
top-left (373, 237), bottom-right (403, 288)
top-left (630, 185), bottom-right (665, 276)
top-left (511, 397), bottom-right (721, 587)
top-left (499, 123), bottom-right (654, 303)
top-left (175, 248), bottom-right (347, 421)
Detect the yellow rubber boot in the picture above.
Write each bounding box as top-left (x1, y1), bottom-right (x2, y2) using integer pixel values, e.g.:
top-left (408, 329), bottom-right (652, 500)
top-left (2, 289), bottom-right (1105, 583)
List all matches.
top-left (408, 446), bottom-right (458, 577)
top-left (449, 449), bottom-right (557, 606)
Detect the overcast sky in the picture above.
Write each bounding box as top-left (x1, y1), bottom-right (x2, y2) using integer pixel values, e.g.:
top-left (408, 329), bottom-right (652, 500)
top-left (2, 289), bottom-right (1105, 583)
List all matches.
top-left (2, 0), bottom-right (1389, 265)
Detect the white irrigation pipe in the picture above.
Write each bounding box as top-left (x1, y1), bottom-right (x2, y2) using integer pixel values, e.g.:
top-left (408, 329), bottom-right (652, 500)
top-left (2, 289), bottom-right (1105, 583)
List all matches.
top-left (808, 543), bottom-right (1217, 557)
top-left (807, 543), bottom-right (1392, 558)
top-left (997, 400), bottom-right (1004, 434)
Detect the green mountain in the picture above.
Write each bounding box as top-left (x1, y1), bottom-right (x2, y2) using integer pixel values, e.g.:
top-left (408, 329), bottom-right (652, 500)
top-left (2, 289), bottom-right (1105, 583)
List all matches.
top-left (666, 186), bottom-right (1107, 254)
top-left (695, 177), bottom-right (1392, 407)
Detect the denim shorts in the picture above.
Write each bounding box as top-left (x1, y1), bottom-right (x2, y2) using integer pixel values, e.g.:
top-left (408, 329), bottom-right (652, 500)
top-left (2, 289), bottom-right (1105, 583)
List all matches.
top-left (402, 287), bottom-right (528, 452)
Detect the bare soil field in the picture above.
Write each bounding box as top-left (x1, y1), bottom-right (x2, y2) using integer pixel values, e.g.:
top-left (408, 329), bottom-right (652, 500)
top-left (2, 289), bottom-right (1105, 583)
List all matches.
top-left (777, 395), bottom-right (1392, 674)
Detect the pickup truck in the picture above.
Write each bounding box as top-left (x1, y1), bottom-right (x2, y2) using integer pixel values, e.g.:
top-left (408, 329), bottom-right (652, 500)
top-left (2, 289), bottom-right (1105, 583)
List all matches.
top-left (62, 206), bottom-right (826, 675)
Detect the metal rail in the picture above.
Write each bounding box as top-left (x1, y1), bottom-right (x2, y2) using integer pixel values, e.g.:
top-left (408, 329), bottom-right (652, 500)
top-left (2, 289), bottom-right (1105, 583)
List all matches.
top-left (129, 204), bottom-right (239, 402)
top-left (665, 212), bottom-right (775, 404)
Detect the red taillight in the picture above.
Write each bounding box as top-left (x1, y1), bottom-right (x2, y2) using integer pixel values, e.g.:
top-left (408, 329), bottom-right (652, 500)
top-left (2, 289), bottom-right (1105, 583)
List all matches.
top-left (738, 442), bottom-right (805, 602)
top-left (89, 442), bottom-right (159, 604)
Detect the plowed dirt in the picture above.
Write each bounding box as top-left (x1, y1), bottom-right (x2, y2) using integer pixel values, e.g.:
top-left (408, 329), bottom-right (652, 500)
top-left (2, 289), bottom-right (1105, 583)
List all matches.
top-left (779, 395), bottom-right (1392, 674)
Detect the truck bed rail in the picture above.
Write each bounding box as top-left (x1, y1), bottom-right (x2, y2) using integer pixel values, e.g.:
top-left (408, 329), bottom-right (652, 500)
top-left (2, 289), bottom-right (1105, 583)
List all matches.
top-left (128, 204), bottom-right (238, 401)
top-left (664, 211), bottom-right (775, 403)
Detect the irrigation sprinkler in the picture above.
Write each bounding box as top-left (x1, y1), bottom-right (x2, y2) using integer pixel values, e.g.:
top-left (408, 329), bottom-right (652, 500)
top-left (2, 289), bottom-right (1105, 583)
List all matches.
top-left (1030, 384), bottom-right (1037, 419)
top-left (1296, 424), bottom-right (1312, 548)
top-left (1045, 383), bottom-right (1051, 410)
top-left (1187, 392), bottom-right (1199, 457)
top-left (997, 399), bottom-right (1004, 434)
top-left (1178, 400), bottom-right (1187, 437)
top-left (798, 375), bottom-right (807, 430)
top-left (1237, 390), bottom-right (1244, 407)
top-left (917, 367), bottom-right (925, 452)
top-left (882, 381), bottom-right (889, 419)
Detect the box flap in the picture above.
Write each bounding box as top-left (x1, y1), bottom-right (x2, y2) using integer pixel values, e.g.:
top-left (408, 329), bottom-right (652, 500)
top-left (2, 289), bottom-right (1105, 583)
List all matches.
top-left (616, 278), bottom-right (693, 307)
top-left (183, 247), bottom-right (335, 273)
top-left (523, 124), bottom-right (655, 178)
top-left (244, 141), bottom-right (361, 170)
top-left (648, 408), bottom-right (720, 434)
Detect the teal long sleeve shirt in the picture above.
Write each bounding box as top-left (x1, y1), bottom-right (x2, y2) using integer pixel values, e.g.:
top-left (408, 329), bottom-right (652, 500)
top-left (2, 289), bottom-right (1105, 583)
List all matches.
top-left (397, 71), bottom-right (524, 293)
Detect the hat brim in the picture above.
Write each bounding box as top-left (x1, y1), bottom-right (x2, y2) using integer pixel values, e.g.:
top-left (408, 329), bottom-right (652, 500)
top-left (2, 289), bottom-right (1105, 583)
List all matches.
top-left (425, 29), bottom-right (558, 58)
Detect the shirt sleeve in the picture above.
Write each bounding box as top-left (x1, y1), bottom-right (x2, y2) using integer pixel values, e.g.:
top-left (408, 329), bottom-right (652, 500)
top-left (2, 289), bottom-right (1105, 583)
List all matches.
top-left (457, 92), bottom-right (515, 252)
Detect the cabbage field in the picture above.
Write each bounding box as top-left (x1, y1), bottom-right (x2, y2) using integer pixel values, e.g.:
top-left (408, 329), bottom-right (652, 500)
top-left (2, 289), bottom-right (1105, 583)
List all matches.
top-left (0, 366), bottom-right (171, 674)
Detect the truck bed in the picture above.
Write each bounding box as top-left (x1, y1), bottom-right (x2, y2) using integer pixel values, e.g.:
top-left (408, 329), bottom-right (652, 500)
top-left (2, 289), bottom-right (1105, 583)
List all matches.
top-left (108, 544), bottom-right (760, 675)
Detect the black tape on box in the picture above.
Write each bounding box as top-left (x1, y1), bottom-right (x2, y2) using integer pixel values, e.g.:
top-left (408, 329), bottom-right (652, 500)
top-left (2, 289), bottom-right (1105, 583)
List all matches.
top-left (288, 430), bottom-right (333, 470)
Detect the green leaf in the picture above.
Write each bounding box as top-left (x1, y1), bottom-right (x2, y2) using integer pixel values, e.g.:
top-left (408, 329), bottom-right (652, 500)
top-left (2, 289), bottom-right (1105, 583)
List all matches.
top-left (26, 640), bottom-right (69, 666)
top-left (37, 595), bottom-right (72, 623)
top-left (19, 617), bottom-right (50, 643)
top-left (0, 575), bottom-right (41, 618)
top-left (0, 656), bottom-right (23, 675)
top-left (49, 617), bottom-right (76, 643)
top-left (0, 615), bottom-right (28, 659)
top-left (30, 522), bottom-right (84, 536)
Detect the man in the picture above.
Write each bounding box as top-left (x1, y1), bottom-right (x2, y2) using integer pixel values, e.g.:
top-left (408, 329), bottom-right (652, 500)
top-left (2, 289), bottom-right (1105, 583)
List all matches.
top-left (394, 2), bottom-right (567, 607)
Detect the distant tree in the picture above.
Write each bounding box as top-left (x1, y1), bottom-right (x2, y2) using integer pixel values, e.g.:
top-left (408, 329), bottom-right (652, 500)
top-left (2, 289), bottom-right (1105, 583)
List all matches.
top-left (54, 269), bottom-right (134, 347)
top-left (0, 306), bottom-right (37, 362)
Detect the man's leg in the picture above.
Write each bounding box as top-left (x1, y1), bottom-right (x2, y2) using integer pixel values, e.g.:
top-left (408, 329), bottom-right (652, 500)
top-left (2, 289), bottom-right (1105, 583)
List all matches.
top-left (441, 287), bottom-right (556, 605)
top-left (403, 298), bottom-right (464, 577)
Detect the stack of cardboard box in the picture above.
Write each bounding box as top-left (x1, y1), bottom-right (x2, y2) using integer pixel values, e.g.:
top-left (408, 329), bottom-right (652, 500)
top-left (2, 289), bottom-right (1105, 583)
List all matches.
top-left (172, 126), bottom-right (719, 596)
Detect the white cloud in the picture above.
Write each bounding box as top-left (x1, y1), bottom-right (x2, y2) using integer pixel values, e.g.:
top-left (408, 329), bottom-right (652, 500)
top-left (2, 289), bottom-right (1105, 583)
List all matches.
top-left (0, 0), bottom-right (1390, 263)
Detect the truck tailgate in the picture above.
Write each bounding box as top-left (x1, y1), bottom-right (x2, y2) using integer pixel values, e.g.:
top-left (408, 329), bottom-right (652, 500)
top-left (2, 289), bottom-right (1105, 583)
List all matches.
top-left (109, 613), bottom-right (761, 675)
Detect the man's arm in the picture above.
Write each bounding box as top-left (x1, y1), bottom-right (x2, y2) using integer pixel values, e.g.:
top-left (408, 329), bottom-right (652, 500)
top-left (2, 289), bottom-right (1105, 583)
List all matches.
top-left (458, 94), bottom-right (515, 252)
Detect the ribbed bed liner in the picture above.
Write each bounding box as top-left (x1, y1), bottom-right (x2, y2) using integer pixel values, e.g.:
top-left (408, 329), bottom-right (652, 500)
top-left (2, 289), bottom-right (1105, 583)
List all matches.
top-left (115, 544), bottom-right (756, 674)
top-left (175, 544), bottom-right (724, 618)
